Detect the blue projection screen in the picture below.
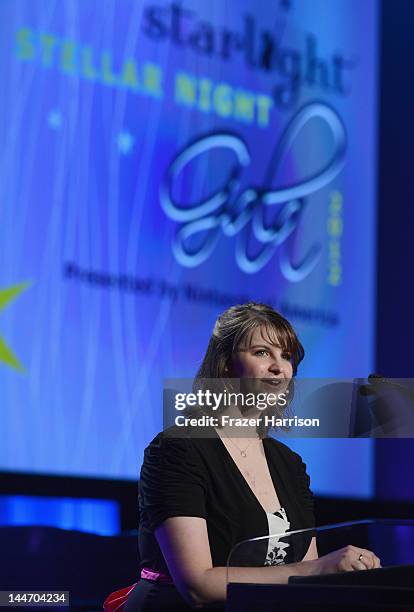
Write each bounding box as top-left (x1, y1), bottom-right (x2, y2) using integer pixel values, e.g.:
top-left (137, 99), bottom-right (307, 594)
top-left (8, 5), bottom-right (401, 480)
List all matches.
top-left (0, 0), bottom-right (378, 496)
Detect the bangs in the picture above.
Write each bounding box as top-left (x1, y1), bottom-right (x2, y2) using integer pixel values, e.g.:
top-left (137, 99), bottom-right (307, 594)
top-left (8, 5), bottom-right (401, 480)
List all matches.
top-left (232, 315), bottom-right (304, 372)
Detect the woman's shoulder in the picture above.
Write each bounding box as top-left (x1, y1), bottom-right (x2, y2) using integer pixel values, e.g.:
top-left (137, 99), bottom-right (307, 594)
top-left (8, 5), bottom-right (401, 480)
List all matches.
top-left (145, 425), bottom-right (209, 447)
top-left (143, 426), bottom-right (218, 465)
top-left (141, 426), bottom-right (210, 486)
top-left (144, 426), bottom-right (194, 455)
top-left (146, 426), bottom-right (221, 451)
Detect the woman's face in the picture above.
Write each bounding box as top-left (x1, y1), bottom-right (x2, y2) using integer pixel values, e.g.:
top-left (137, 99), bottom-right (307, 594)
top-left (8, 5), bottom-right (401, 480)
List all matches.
top-left (230, 325), bottom-right (294, 385)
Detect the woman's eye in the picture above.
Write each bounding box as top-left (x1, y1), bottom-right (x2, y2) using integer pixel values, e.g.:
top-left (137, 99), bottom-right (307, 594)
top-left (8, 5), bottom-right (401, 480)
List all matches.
top-left (255, 349), bottom-right (268, 357)
top-left (282, 352), bottom-right (292, 361)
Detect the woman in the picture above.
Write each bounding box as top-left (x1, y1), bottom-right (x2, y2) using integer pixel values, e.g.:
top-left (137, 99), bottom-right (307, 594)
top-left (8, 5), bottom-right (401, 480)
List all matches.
top-left (123, 303), bottom-right (380, 611)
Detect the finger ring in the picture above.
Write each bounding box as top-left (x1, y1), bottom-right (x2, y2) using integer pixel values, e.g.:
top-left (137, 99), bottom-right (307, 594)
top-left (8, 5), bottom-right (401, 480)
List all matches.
top-left (358, 554), bottom-right (363, 562)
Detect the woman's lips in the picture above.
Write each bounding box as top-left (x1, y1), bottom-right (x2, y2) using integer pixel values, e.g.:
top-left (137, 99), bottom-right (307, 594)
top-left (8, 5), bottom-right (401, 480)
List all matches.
top-left (261, 378), bottom-right (282, 387)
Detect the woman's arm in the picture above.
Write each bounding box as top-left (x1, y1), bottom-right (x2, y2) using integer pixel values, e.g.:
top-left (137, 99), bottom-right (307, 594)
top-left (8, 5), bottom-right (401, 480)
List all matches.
top-left (302, 536), bottom-right (318, 561)
top-left (156, 516), bottom-right (315, 608)
top-left (156, 517), bottom-right (382, 609)
top-left (155, 516), bottom-right (328, 608)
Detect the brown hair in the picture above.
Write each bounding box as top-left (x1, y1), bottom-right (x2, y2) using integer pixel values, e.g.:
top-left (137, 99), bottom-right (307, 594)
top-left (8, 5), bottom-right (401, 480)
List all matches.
top-left (195, 302), bottom-right (304, 381)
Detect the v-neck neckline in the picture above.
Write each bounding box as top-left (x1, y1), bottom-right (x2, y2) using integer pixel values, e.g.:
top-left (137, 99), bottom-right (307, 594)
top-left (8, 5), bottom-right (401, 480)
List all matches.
top-left (214, 431), bottom-right (284, 515)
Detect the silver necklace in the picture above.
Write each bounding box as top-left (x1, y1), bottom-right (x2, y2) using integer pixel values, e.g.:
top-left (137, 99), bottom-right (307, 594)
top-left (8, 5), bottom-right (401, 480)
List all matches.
top-left (226, 436), bottom-right (261, 458)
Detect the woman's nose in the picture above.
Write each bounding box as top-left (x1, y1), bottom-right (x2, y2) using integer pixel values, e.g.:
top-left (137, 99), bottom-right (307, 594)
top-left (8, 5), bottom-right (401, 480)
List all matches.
top-left (269, 359), bottom-right (283, 374)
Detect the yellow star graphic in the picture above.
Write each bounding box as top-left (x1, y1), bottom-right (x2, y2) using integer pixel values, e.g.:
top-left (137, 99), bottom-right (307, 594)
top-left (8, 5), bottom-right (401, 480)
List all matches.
top-left (0, 281), bottom-right (31, 372)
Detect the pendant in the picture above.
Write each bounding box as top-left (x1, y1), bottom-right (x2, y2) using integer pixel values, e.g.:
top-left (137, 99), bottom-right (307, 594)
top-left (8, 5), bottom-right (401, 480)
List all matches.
top-left (241, 450), bottom-right (247, 457)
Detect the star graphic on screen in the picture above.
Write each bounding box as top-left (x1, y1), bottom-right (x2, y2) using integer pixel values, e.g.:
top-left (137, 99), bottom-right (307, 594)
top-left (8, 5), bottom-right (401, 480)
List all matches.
top-left (0, 281), bottom-right (31, 372)
top-left (117, 131), bottom-right (134, 155)
top-left (47, 109), bottom-right (62, 130)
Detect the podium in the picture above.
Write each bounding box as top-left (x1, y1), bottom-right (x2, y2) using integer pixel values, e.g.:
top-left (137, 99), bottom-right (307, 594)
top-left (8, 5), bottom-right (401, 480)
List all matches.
top-left (226, 520), bottom-right (414, 611)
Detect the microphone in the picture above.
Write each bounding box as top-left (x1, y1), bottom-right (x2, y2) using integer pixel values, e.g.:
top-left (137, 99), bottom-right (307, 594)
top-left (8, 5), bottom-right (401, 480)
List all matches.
top-left (357, 374), bottom-right (414, 436)
top-left (364, 373), bottom-right (414, 402)
top-left (359, 374), bottom-right (409, 395)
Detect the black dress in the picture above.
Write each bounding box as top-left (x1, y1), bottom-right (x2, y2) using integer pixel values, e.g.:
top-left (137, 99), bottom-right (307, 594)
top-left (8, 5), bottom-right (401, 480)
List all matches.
top-left (125, 427), bottom-right (315, 611)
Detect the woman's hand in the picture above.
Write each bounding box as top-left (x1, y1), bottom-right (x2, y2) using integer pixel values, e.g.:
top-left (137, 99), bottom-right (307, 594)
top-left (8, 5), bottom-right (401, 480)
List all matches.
top-left (309, 545), bottom-right (381, 574)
